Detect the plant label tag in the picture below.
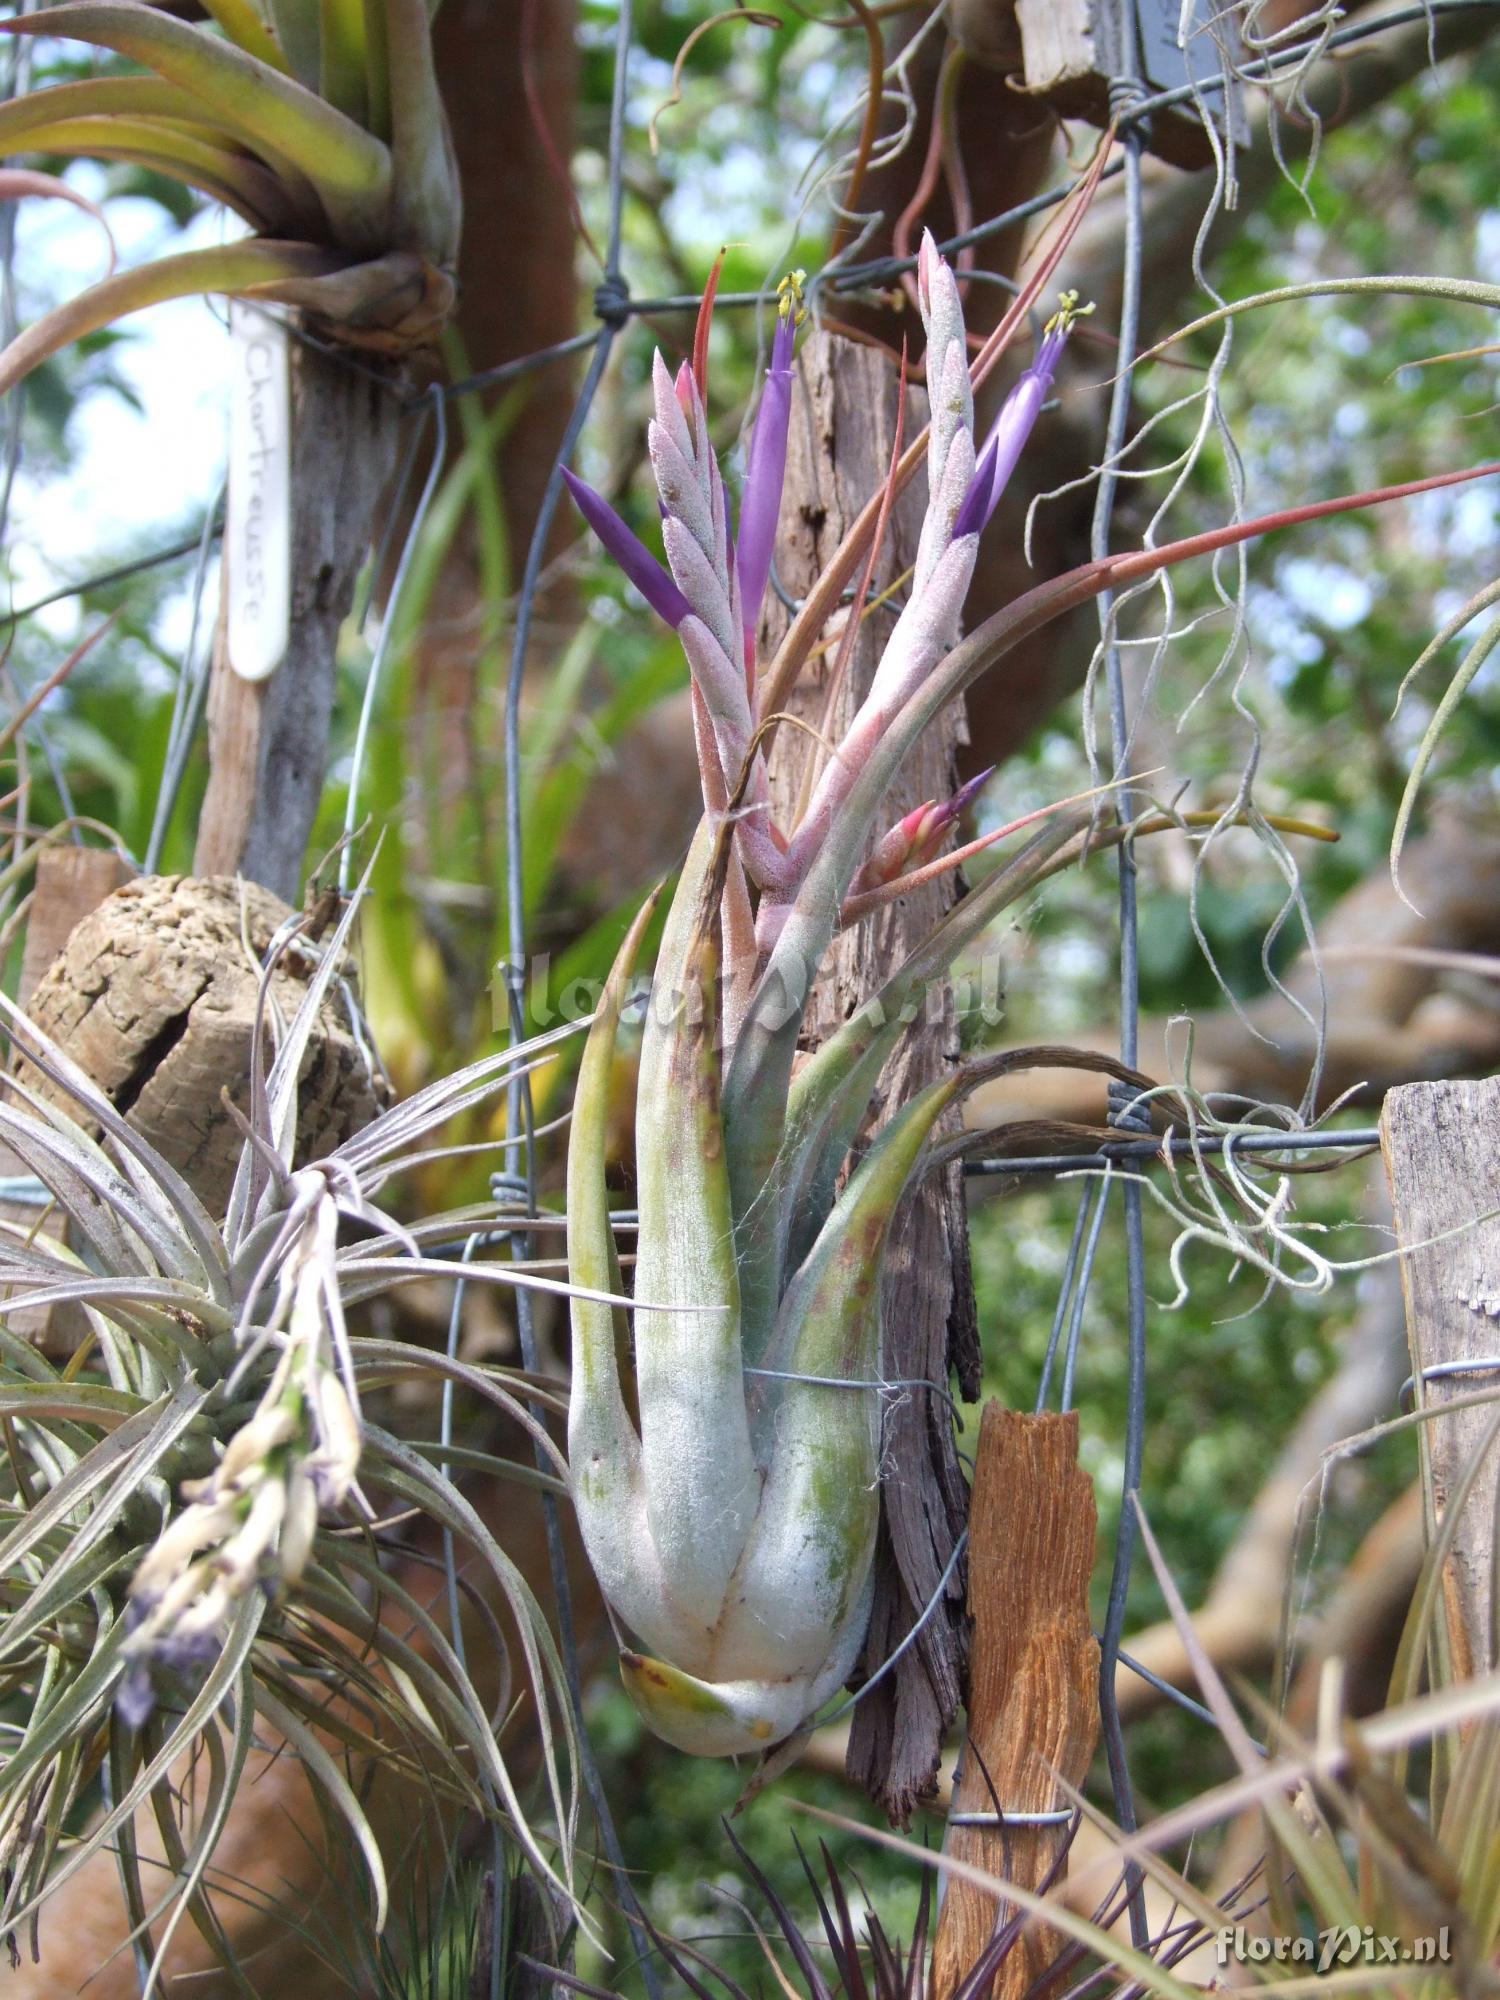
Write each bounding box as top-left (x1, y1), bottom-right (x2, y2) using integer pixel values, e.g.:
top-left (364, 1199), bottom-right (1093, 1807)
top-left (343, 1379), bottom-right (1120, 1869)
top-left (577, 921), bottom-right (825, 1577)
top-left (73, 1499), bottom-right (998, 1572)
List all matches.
top-left (226, 302), bottom-right (291, 682)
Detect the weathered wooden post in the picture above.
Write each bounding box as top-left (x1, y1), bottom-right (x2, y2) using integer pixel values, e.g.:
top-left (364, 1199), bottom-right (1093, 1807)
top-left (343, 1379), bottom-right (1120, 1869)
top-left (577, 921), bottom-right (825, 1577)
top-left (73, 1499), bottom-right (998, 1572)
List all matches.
top-left (193, 338), bottom-right (401, 901)
top-left (1381, 1079), bottom-right (1500, 1679)
top-left (932, 1407), bottom-right (1099, 1998)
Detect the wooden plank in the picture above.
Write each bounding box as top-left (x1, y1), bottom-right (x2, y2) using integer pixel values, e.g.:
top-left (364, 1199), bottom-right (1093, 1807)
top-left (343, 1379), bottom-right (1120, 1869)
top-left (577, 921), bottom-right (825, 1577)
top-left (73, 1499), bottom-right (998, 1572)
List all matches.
top-left (1380, 1079), bottom-right (1500, 1679)
top-left (758, 330), bottom-right (979, 1819)
top-left (932, 1405), bottom-right (1099, 2000)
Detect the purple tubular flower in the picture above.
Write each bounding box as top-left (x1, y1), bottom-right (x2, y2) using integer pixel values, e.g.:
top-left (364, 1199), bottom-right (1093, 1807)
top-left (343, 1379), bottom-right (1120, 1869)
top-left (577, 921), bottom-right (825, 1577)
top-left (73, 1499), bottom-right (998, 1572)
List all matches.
top-left (934, 764), bottom-right (994, 828)
top-left (562, 465), bottom-right (691, 629)
top-left (734, 295), bottom-right (799, 649)
top-left (953, 299), bottom-right (1085, 540)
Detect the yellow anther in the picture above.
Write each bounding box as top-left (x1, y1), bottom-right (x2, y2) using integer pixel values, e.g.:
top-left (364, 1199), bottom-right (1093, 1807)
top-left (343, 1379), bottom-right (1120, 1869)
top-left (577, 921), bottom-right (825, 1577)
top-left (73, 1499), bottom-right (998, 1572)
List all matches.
top-left (1045, 288), bottom-right (1096, 336)
top-left (777, 268), bottom-right (808, 325)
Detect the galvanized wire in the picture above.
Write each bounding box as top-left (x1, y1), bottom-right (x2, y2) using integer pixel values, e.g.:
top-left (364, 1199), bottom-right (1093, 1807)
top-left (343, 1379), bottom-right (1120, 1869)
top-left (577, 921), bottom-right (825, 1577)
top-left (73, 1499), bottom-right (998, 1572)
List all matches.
top-left (494, 4), bottom-right (663, 1988)
top-left (1093, 35), bottom-right (1152, 1944)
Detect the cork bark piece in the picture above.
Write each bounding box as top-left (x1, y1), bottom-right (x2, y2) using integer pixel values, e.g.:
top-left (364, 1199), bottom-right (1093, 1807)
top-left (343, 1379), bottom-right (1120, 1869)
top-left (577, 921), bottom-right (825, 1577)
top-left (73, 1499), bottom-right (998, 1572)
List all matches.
top-left (17, 874), bottom-right (387, 1216)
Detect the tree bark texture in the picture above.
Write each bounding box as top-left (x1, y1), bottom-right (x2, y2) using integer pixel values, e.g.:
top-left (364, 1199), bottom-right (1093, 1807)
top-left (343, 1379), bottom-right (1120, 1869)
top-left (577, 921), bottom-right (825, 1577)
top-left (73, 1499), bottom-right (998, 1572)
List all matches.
top-left (1380, 1077), bottom-right (1500, 1681)
top-left (759, 331), bottom-right (980, 1820)
top-left (194, 340), bottom-right (400, 901)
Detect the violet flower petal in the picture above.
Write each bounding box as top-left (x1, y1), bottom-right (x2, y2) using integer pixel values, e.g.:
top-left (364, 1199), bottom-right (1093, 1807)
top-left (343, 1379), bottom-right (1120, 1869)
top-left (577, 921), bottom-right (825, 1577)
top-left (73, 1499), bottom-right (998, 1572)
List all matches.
top-left (562, 465), bottom-right (690, 629)
top-left (953, 300), bottom-right (1085, 539)
top-left (734, 303), bottom-right (798, 647)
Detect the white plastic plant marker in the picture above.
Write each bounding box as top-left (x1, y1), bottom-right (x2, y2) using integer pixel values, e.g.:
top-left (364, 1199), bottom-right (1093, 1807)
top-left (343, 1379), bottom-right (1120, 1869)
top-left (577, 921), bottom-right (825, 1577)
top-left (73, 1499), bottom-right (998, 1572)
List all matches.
top-left (226, 302), bottom-right (291, 683)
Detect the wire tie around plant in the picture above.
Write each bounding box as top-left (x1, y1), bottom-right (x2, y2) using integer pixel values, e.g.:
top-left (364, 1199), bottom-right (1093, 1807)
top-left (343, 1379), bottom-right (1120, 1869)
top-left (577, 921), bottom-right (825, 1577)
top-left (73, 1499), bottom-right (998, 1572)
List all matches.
top-left (1398, 1357), bottom-right (1500, 1413)
top-left (745, 1365), bottom-right (964, 1423)
top-left (947, 1809), bottom-right (1076, 1828)
top-left (1106, 71), bottom-right (1153, 138)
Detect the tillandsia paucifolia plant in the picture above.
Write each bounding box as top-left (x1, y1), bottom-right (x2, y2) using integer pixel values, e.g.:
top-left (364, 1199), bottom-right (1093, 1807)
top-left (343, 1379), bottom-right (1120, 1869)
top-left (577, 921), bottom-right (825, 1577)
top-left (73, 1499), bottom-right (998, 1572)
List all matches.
top-left (561, 209), bottom-right (1500, 1762)
top-left (0, 0), bottom-right (460, 389)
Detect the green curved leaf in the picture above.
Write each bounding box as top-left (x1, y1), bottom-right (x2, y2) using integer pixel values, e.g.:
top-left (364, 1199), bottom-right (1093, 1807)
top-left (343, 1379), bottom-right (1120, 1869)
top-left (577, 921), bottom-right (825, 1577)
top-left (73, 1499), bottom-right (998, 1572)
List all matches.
top-left (201, 0), bottom-right (292, 72)
top-left (0, 239), bottom-right (353, 398)
top-left (0, 73), bottom-right (331, 215)
top-left (320, 0), bottom-right (369, 124)
top-left (382, 0), bottom-right (458, 261)
top-left (0, 116), bottom-right (300, 230)
top-left (4, 5), bottom-right (391, 242)
top-left (0, 75), bottom-right (225, 146)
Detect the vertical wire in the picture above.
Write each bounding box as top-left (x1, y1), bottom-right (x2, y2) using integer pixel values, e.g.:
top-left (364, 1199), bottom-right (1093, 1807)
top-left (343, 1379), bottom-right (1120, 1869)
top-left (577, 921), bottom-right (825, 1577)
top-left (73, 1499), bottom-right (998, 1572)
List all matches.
top-left (0, 1), bottom-right (32, 552)
top-left (340, 388), bottom-right (446, 892)
top-left (1061, 1173), bottom-right (1112, 1415)
top-left (1091, 24), bottom-right (1152, 1946)
top-left (499, 5), bottom-right (662, 1990)
top-left (1034, 1189), bottom-right (1094, 1413)
top-left (2, 8), bottom-right (83, 842)
top-left (144, 475), bottom-right (225, 874)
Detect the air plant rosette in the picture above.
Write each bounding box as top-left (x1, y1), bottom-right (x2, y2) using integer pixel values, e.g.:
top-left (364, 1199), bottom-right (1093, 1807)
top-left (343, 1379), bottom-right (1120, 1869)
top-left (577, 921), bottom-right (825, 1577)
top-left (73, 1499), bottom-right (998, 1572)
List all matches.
top-left (561, 233), bottom-right (1499, 1764)
top-left (0, 893), bottom-right (593, 1965)
top-left (0, 0), bottom-right (461, 391)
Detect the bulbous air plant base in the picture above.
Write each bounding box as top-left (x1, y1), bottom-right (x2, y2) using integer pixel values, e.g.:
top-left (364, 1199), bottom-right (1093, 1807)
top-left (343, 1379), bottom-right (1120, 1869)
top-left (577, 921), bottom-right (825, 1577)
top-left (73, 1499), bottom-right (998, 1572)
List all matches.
top-left (278, 251), bottom-right (459, 355)
top-left (617, 1590), bottom-right (868, 1759)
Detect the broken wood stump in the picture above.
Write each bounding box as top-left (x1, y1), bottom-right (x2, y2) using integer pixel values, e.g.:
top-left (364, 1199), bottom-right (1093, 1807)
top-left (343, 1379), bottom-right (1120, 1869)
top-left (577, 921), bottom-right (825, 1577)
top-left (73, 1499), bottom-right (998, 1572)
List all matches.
top-left (1381, 1078), bottom-right (1500, 1680)
top-left (932, 1403), bottom-right (1099, 1999)
top-left (14, 873), bottom-right (387, 1229)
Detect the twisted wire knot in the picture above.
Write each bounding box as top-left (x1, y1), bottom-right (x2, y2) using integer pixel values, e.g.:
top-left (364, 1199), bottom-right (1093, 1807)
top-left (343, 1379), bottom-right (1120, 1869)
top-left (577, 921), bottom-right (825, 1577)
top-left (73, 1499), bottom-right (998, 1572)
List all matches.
top-left (1107, 72), bottom-right (1153, 144)
top-left (1107, 1076), bottom-right (1152, 1134)
top-left (593, 273), bottom-right (632, 328)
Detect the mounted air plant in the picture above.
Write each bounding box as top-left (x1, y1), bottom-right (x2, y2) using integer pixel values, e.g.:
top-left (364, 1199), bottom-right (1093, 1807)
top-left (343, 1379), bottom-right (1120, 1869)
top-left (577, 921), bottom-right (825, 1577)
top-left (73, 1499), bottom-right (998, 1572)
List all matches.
top-left (0, 0), bottom-right (460, 390)
top-left (0, 880), bottom-right (593, 1975)
top-left (563, 230), bottom-right (1499, 1762)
